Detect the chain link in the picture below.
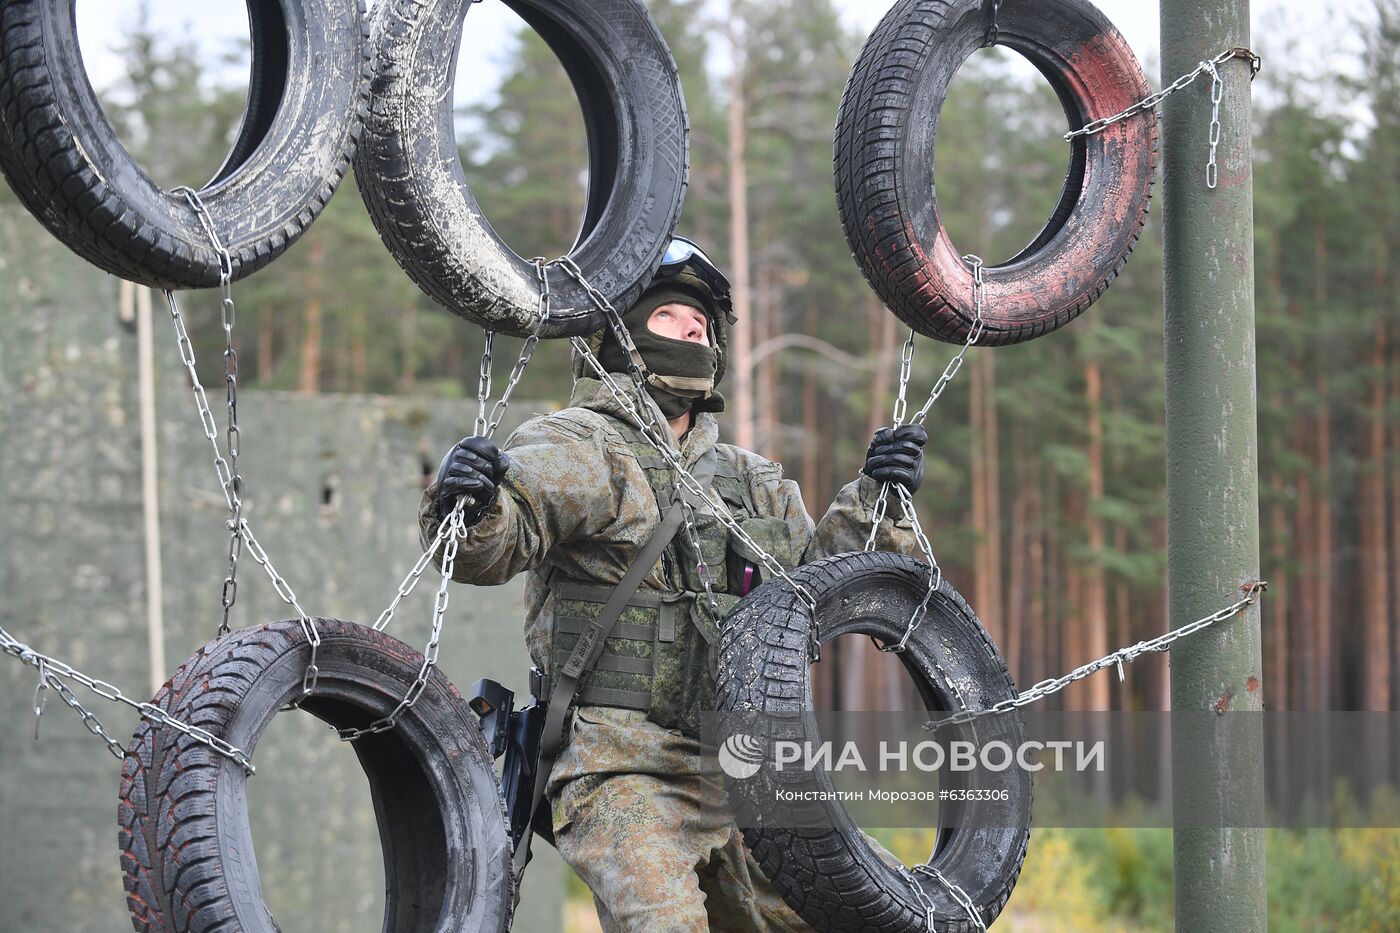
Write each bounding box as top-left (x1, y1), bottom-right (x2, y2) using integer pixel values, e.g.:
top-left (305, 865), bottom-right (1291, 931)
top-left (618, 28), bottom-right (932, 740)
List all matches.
top-left (909, 864), bottom-right (987, 931)
top-left (1205, 59), bottom-right (1224, 189)
top-left (339, 506), bottom-right (468, 740)
top-left (867, 256), bottom-right (986, 651)
top-left (346, 260), bottom-right (553, 740)
top-left (2, 625), bottom-right (256, 773)
top-left (475, 331), bottom-right (496, 437)
top-left (910, 255), bottom-right (986, 428)
top-left (162, 200), bottom-right (320, 700)
top-left (1064, 47), bottom-right (1260, 189)
top-left (922, 582), bottom-right (1268, 733)
top-left (170, 187), bottom-right (245, 636)
top-left (984, 0), bottom-right (1001, 47)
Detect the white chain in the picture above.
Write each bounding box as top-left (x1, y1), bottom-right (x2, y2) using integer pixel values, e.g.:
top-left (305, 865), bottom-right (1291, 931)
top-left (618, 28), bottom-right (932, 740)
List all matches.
top-left (1, 625), bottom-right (256, 774)
top-left (1064, 47), bottom-right (1260, 190)
top-left (170, 187), bottom-right (245, 636)
top-left (908, 864), bottom-right (986, 931)
top-left (922, 583), bottom-right (1268, 733)
top-left (338, 506), bottom-right (467, 740)
top-left (866, 256), bottom-right (986, 657)
top-left (343, 261), bottom-right (553, 741)
top-left (161, 222), bottom-right (321, 701)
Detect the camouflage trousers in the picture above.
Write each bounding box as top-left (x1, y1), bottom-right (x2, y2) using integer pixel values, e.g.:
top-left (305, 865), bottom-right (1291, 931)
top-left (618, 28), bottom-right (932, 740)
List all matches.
top-left (545, 705), bottom-right (902, 933)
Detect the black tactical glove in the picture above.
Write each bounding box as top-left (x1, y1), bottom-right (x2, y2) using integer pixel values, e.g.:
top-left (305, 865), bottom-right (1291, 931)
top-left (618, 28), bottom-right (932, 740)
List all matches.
top-left (435, 436), bottom-right (512, 525)
top-left (863, 424), bottom-right (928, 494)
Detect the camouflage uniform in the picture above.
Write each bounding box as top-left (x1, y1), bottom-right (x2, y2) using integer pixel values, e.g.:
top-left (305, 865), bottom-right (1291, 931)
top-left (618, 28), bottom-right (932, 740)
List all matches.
top-left (421, 375), bottom-right (914, 932)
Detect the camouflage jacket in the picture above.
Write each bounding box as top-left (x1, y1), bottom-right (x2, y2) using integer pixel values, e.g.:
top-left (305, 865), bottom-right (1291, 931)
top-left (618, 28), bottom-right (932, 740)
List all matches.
top-left (419, 375), bottom-right (919, 681)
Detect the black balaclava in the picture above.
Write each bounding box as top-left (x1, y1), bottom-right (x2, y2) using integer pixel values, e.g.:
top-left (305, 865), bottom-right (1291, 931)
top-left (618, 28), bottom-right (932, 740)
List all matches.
top-left (597, 274), bottom-right (726, 419)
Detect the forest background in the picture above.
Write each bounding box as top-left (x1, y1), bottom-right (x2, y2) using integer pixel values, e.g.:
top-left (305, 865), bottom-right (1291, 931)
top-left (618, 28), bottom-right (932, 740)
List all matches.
top-left (6, 0), bottom-right (1400, 927)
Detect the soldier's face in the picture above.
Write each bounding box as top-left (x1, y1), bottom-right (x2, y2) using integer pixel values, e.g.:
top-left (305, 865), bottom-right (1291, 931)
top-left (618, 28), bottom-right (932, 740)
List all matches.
top-left (647, 303), bottom-right (711, 345)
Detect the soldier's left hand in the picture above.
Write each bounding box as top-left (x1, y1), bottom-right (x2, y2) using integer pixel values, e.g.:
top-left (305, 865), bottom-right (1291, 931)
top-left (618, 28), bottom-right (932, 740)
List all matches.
top-left (863, 424), bottom-right (927, 493)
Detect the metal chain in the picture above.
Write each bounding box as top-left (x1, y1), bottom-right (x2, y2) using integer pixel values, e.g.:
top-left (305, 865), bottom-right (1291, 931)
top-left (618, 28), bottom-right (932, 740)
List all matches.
top-left (2, 625), bottom-right (256, 773)
top-left (556, 257), bottom-right (827, 658)
top-left (475, 331), bottom-right (496, 437)
top-left (162, 206), bottom-right (320, 700)
top-left (1205, 59), bottom-right (1225, 189)
top-left (1064, 47), bottom-right (1260, 189)
top-left (910, 255), bottom-right (987, 428)
top-left (984, 0), bottom-right (1001, 47)
top-left (866, 256), bottom-right (986, 661)
top-left (909, 864), bottom-right (986, 932)
top-left (170, 187), bottom-right (244, 636)
top-left (339, 505), bottom-right (468, 740)
top-left (371, 515), bottom-right (458, 633)
top-left (347, 260), bottom-right (553, 739)
top-left (865, 255), bottom-right (987, 553)
top-left (679, 492), bottom-right (723, 620)
top-left (923, 582), bottom-right (1268, 734)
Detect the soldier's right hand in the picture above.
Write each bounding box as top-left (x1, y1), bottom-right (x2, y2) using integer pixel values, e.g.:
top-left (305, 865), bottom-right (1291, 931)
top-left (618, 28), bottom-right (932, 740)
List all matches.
top-left (435, 436), bottom-right (512, 525)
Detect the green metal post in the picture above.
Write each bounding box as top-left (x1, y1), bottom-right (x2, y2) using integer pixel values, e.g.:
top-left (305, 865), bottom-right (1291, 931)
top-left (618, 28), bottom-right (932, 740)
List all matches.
top-left (1160, 0), bottom-right (1267, 928)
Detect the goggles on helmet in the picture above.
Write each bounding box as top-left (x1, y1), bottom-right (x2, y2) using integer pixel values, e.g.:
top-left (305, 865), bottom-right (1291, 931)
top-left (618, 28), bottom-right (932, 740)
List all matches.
top-left (657, 236), bottom-right (733, 321)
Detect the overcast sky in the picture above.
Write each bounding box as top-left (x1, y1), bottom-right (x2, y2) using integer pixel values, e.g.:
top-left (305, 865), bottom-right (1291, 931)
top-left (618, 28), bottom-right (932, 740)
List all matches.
top-left (79, 0), bottom-right (1374, 108)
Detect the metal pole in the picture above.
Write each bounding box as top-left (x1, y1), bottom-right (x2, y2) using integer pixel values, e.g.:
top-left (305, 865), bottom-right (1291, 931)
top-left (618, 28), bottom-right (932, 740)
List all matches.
top-left (1160, 0), bottom-right (1266, 929)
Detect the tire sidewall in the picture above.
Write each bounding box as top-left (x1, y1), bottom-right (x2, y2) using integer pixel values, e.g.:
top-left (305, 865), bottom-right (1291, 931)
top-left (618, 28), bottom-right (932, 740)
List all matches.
top-left (357, 0), bottom-right (688, 337)
top-left (716, 553), bottom-right (1032, 929)
top-left (16, 0), bottom-right (368, 287)
top-left (838, 0), bottom-right (1157, 344)
top-left (135, 621), bottom-right (512, 933)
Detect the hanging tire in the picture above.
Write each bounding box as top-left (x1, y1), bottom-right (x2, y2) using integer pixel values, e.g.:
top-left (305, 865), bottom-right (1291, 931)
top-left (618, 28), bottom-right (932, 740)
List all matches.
top-left (355, 0), bottom-right (688, 338)
top-left (834, 0), bottom-right (1157, 345)
top-left (713, 552), bottom-right (1032, 932)
top-left (0, 0), bottom-right (370, 289)
top-left (117, 619), bottom-right (514, 933)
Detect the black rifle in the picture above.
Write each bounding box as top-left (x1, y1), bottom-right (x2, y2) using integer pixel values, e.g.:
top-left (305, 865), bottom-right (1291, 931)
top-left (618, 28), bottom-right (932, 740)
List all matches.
top-left (467, 667), bottom-right (550, 857)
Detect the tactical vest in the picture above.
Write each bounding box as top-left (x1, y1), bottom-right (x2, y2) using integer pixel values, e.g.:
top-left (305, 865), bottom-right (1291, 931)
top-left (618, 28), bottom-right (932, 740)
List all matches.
top-left (545, 416), bottom-right (796, 740)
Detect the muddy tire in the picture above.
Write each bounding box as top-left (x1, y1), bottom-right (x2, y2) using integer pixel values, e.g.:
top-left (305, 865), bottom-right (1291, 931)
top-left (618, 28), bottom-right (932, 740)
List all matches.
top-left (0, 0), bottom-right (370, 288)
top-left (117, 619), bottom-right (514, 933)
top-left (355, 0), bottom-right (688, 338)
top-left (714, 552), bottom-right (1032, 932)
top-left (835, 0), bottom-right (1157, 344)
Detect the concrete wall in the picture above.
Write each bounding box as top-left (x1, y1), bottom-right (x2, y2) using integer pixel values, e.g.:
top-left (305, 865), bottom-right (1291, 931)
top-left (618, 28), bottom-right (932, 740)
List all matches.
top-left (0, 204), bottom-right (567, 931)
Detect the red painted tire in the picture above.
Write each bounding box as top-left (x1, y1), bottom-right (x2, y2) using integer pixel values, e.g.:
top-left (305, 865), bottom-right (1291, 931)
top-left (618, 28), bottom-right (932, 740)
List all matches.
top-left (835, 0), bottom-right (1158, 345)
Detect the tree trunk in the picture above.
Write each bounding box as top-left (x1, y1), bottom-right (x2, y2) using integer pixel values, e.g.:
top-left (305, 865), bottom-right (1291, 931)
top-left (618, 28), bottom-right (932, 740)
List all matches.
top-left (1313, 219), bottom-right (1334, 710)
top-left (1084, 358), bottom-right (1109, 710)
top-left (867, 293), bottom-right (897, 437)
top-left (1268, 473), bottom-right (1290, 711)
top-left (1025, 467), bottom-right (1046, 693)
top-left (1112, 523), bottom-right (1130, 710)
top-left (1043, 469), bottom-right (1061, 707)
top-left (983, 352), bottom-right (1003, 646)
top-left (298, 239), bottom-right (325, 394)
top-left (400, 303), bottom-right (418, 392)
top-left (970, 353), bottom-right (1003, 645)
top-left (755, 199), bottom-right (777, 459)
top-left (257, 309), bottom-right (274, 385)
top-left (726, 14), bottom-right (754, 450)
top-left (1391, 339), bottom-right (1400, 711)
top-left (801, 304), bottom-right (819, 498)
top-left (1006, 420), bottom-right (1030, 684)
top-left (1362, 324), bottom-right (1391, 712)
top-left (1062, 490), bottom-right (1085, 711)
top-left (350, 309), bottom-right (368, 393)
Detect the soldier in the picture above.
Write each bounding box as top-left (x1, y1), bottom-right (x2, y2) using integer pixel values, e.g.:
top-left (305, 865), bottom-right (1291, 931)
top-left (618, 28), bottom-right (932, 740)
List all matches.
top-left (421, 237), bottom-right (928, 932)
